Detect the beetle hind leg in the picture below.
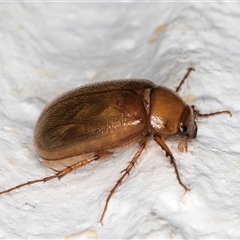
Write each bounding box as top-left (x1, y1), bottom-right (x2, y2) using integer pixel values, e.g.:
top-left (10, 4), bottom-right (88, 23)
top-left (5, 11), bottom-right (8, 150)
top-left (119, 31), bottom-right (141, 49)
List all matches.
top-left (54, 154), bottom-right (100, 179)
top-left (0, 154), bottom-right (100, 195)
top-left (99, 136), bottom-right (147, 225)
top-left (154, 135), bottom-right (190, 192)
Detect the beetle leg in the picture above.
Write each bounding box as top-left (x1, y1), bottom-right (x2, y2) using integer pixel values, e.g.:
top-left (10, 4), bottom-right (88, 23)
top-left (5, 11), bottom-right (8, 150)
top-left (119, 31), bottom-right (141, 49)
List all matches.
top-left (0, 155), bottom-right (99, 195)
top-left (99, 136), bottom-right (147, 225)
top-left (154, 135), bottom-right (190, 192)
top-left (54, 154), bottom-right (100, 179)
top-left (175, 67), bottom-right (195, 93)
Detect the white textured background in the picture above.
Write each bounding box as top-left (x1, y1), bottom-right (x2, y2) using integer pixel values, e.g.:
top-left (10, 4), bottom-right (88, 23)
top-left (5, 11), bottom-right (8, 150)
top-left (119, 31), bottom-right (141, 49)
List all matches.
top-left (0, 3), bottom-right (239, 239)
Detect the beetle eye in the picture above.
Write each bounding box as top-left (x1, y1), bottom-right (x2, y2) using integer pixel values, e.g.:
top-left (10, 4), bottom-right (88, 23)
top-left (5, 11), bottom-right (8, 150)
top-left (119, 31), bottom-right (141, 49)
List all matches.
top-left (179, 125), bottom-right (188, 136)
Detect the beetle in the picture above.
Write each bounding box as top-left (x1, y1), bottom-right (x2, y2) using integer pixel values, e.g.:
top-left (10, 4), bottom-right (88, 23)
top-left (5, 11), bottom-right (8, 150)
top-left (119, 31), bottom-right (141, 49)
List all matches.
top-left (0, 68), bottom-right (231, 224)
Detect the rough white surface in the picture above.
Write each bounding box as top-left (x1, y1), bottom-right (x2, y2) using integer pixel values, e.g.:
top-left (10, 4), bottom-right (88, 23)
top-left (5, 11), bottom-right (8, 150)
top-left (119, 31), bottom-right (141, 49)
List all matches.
top-left (0, 3), bottom-right (239, 239)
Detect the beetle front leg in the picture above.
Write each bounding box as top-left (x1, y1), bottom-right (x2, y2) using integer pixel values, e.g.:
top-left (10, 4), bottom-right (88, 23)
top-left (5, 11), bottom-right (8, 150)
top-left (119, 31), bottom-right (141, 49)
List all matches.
top-left (154, 135), bottom-right (190, 192)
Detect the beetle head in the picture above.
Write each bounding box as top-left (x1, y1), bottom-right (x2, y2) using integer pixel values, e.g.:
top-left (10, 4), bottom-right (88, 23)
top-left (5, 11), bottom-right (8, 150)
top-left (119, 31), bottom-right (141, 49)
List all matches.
top-left (178, 105), bottom-right (197, 138)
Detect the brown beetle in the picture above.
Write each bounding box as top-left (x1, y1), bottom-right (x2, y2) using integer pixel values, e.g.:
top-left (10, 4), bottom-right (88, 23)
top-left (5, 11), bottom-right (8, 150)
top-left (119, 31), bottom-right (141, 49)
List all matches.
top-left (0, 68), bottom-right (231, 224)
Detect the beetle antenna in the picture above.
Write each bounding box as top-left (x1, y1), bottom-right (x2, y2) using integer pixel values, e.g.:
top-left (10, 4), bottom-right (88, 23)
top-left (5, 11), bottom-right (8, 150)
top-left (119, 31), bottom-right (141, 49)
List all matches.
top-left (193, 108), bottom-right (232, 119)
top-left (196, 110), bottom-right (232, 118)
top-left (175, 67), bottom-right (195, 93)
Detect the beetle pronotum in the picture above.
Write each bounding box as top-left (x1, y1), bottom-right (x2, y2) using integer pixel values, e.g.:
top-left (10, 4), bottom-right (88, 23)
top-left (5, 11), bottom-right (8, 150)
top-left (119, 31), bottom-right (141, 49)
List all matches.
top-left (0, 68), bottom-right (231, 224)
